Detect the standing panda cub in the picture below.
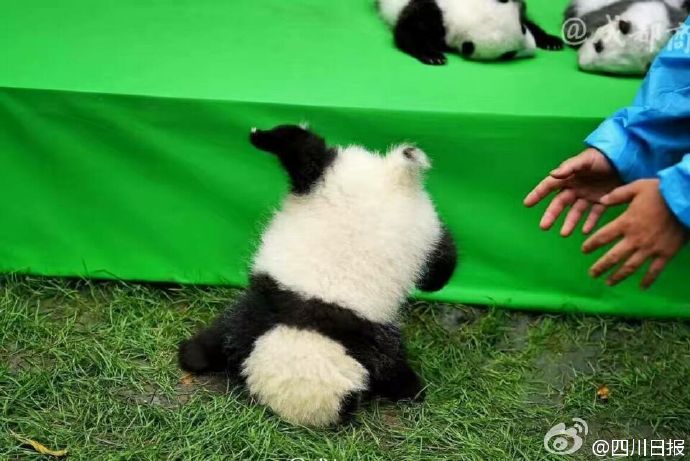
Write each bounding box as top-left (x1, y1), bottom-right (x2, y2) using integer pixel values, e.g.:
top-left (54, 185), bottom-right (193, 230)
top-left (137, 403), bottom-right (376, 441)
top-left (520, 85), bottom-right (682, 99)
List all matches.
top-left (178, 124), bottom-right (458, 427)
top-left (378, 0), bottom-right (564, 65)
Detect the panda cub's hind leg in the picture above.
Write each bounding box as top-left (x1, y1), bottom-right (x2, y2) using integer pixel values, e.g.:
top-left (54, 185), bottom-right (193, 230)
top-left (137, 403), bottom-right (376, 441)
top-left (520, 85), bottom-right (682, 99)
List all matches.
top-left (372, 359), bottom-right (426, 402)
top-left (394, 0), bottom-right (448, 65)
top-left (178, 313), bottom-right (238, 375)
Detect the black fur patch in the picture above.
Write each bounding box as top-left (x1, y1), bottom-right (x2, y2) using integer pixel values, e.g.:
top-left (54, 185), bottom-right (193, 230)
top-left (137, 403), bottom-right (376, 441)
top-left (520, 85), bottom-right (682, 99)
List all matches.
top-left (393, 0), bottom-right (448, 65)
top-left (524, 19), bottom-right (564, 50)
top-left (417, 227), bottom-right (458, 292)
top-left (338, 391), bottom-right (363, 423)
top-left (500, 50), bottom-right (518, 60)
top-left (517, 0), bottom-right (563, 50)
top-left (178, 321), bottom-right (230, 373)
top-left (371, 360), bottom-right (425, 402)
top-left (250, 125), bottom-right (336, 195)
top-left (670, 4), bottom-right (688, 26)
top-left (178, 273), bottom-right (424, 411)
top-left (618, 19), bottom-right (632, 35)
top-left (461, 41), bottom-right (476, 57)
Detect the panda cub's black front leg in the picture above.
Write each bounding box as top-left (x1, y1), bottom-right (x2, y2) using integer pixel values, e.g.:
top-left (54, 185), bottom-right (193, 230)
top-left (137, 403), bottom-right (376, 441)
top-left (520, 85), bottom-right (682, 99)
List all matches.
top-left (524, 19), bottom-right (564, 50)
top-left (394, 0), bottom-right (448, 65)
top-left (372, 359), bottom-right (426, 402)
top-left (417, 226), bottom-right (458, 292)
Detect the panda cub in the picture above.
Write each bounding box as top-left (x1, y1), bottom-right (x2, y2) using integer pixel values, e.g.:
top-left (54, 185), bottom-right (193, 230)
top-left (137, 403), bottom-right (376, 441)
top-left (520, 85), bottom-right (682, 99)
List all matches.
top-left (378, 0), bottom-right (564, 65)
top-left (178, 124), bottom-right (458, 427)
top-left (565, 0), bottom-right (689, 74)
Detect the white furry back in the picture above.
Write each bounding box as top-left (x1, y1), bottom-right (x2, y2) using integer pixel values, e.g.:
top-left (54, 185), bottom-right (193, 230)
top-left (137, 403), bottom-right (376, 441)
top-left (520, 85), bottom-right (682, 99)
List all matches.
top-left (570, 0), bottom-right (621, 16)
top-left (436, 0), bottom-right (533, 59)
top-left (252, 145), bottom-right (441, 323)
top-left (571, 0), bottom-right (685, 17)
top-left (378, 0), bottom-right (412, 25)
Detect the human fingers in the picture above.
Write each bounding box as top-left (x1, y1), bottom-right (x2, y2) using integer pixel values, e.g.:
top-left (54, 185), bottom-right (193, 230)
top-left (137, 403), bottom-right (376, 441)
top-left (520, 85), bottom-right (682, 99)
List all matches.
top-left (524, 176), bottom-right (563, 207)
top-left (583, 216), bottom-right (625, 254)
top-left (582, 204), bottom-right (607, 234)
top-left (540, 189), bottom-right (577, 230)
top-left (641, 257), bottom-right (669, 289)
top-left (550, 151), bottom-right (595, 179)
top-left (589, 239), bottom-right (635, 278)
top-left (560, 199), bottom-right (590, 237)
top-left (606, 250), bottom-right (648, 286)
top-left (600, 182), bottom-right (640, 206)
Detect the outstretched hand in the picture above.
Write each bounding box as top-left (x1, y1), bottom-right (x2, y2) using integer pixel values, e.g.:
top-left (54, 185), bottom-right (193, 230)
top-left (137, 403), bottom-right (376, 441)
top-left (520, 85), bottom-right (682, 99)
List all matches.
top-left (583, 179), bottom-right (687, 289)
top-left (524, 148), bottom-right (622, 236)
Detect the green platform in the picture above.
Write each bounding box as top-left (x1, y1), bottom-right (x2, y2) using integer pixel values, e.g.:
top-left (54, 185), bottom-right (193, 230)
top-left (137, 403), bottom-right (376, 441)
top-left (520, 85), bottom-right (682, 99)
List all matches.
top-left (1, 0), bottom-right (688, 317)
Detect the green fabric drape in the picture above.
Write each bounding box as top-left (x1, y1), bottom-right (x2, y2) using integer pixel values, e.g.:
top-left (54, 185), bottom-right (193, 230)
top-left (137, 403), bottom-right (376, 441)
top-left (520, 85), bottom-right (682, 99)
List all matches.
top-left (2, 0), bottom-right (687, 316)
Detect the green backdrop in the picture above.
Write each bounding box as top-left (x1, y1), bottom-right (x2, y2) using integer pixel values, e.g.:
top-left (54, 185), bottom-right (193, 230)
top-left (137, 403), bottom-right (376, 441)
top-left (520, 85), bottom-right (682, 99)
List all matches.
top-left (1, 0), bottom-right (688, 317)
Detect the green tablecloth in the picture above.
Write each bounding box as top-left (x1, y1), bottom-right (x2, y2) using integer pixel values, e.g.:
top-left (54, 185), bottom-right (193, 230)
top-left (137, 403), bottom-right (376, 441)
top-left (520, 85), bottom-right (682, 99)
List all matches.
top-left (1, 0), bottom-right (688, 316)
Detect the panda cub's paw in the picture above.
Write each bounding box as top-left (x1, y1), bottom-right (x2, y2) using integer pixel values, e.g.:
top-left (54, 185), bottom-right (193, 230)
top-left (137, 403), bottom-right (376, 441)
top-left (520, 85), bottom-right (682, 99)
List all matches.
top-left (178, 339), bottom-right (211, 373)
top-left (177, 326), bottom-right (229, 374)
top-left (539, 33), bottom-right (564, 51)
top-left (337, 391), bottom-right (364, 426)
top-left (419, 52), bottom-right (447, 65)
top-left (395, 370), bottom-right (426, 403)
top-left (374, 361), bottom-right (426, 402)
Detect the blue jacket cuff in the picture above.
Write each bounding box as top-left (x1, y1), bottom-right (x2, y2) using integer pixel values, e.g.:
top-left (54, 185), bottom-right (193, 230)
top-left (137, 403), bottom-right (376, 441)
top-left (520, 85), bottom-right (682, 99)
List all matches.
top-left (585, 115), bottom-right (648, 183)
top-left (658, 158), bottom-right (690, 229)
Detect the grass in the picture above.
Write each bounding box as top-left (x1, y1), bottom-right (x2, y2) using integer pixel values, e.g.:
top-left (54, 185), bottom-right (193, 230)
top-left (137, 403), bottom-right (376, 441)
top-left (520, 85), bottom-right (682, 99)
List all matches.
top-left (1, 276), bottom-right (689, 460)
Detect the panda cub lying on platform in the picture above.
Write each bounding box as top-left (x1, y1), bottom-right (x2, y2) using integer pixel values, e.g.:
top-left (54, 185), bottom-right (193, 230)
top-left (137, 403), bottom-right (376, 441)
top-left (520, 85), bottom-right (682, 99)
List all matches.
top-left (378, 0), bottom-right (564, 64)
top-left (179, 124), bottom-right (458, 427)
top-left (565, 0), bottom-right (689, 75)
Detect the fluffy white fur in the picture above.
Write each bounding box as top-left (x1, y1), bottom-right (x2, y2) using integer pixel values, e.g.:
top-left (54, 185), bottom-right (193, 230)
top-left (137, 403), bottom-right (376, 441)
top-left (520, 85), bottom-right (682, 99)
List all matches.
top-left (252, 144), bottom-right (441, 324)
top-left (437, 0), bottom-right (536, 59)
top-left (241, 325), bottom-right (369, 427)
top-left (378, 0), bottom-right (411, 25)
top-left (578, 1), bottom-right (674, 74)
top-left (378, 0), bottom-right (537, 60)
top-left (571, 0), bottom-right (685, 16)
top-left (665, 0), bottom-right (687, 9)
top-left (570, 0), bottom-right (621, 16)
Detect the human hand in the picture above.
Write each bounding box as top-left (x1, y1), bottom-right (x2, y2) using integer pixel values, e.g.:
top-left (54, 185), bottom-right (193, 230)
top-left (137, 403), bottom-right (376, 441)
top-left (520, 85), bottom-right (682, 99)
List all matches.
top-left (583, 179), bottom-right (688, 289)
top-left (524, 148), bottom-right (622, 236)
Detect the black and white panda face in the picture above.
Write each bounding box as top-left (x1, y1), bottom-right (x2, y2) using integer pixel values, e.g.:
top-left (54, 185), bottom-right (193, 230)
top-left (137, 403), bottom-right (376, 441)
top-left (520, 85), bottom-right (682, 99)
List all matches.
top-left (578, 12), bottom-right (670, 75)
top-left (250, 124), bottom-right (443, 322)
top-left (439, 0), bottom-right (536, 60)
top-left (577, 1), bottom-right (675, 75)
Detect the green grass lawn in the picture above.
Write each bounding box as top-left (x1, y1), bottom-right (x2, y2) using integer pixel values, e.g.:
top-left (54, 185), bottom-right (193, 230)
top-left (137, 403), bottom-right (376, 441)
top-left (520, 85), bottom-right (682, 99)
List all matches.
top-left (1, 276), bottom-right (689, 460)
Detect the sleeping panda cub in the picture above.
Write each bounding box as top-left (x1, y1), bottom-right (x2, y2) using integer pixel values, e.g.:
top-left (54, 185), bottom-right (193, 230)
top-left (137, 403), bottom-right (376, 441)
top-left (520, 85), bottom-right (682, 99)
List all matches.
top-left (378, 0), bottom-right (564, 65)
top-left (178, 124), bottom-right (458, 427)
top-left (565, 0), bottom-right (689, 74)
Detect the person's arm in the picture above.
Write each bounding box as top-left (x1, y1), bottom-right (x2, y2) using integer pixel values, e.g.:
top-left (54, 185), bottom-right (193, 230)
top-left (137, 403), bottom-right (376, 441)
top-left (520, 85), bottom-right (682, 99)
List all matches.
top-left (585, 22), bottom-right (690, 183)
top-left (659, 153), bottom-right (690, 229)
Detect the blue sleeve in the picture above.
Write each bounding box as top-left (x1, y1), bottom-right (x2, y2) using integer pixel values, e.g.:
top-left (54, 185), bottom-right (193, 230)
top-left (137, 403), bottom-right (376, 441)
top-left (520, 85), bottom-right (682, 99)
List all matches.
top-left (659, 154), bottom-right (690, 228)
top-left (585, 20), bottom-right (690, 183)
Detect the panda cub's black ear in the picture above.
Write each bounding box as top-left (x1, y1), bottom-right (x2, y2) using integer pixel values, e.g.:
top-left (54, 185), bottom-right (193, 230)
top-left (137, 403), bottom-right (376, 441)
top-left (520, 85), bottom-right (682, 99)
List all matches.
top-left (618, 19), bottom-right (632, 35)
top-left (250, 124), bottom-right (337, 195)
